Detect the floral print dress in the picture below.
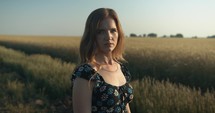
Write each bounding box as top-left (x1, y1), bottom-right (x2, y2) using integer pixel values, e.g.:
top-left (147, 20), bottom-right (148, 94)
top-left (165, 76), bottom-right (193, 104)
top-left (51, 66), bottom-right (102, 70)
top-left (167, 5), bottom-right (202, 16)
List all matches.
top-left (71, 63), bottom-right (134, 113)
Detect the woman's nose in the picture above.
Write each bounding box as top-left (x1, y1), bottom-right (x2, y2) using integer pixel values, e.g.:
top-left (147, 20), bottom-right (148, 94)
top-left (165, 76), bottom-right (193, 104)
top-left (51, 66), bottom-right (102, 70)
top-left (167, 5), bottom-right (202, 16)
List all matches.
top-left (105, 31), bottom-right (112, 40)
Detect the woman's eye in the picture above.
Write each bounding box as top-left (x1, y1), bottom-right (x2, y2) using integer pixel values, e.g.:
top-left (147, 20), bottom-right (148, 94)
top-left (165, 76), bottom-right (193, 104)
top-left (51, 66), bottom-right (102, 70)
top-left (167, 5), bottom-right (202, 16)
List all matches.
top-left (110, 29), bottom-right (117, 33)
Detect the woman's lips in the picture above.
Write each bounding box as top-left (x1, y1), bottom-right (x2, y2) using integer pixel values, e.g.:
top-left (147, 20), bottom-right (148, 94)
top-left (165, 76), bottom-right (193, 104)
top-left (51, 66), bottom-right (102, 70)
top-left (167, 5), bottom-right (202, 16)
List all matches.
top-left (105, 43), bottom-right (114, 46)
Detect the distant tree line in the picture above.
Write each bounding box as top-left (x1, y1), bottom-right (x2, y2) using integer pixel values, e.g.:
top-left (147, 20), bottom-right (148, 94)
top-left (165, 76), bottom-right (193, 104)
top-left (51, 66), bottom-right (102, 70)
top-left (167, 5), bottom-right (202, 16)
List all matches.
top-left (129, 33), bottom-right (183, 38)
top-left (207, 35), bottom-right (215, 38)
top-left (170, 34), bottom-right (183, 38)
top-left (129, 33), bottom-right (215, 39)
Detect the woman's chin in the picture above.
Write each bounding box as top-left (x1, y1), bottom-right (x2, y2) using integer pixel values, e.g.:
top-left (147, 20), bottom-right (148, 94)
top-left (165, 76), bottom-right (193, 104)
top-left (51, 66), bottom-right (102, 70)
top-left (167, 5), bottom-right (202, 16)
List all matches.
top-left (102, 48), bottom-right (114, 54)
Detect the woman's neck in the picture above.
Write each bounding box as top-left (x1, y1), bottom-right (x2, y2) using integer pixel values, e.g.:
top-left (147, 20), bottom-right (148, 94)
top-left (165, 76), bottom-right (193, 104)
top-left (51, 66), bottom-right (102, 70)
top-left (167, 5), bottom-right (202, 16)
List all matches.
top-left (94, 53), bottom-right (115, 65)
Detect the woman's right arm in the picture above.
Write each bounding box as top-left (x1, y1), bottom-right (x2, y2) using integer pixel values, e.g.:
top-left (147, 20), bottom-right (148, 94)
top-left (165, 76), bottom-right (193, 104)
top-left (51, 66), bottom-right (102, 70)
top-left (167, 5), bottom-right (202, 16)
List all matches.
top-left (72, 77), bottom-right (92, 113)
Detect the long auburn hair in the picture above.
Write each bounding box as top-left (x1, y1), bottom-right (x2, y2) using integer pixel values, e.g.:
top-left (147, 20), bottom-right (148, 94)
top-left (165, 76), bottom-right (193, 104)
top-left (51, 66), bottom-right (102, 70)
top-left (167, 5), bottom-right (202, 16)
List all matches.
top-left (79, 8), bottom-right (125, 64)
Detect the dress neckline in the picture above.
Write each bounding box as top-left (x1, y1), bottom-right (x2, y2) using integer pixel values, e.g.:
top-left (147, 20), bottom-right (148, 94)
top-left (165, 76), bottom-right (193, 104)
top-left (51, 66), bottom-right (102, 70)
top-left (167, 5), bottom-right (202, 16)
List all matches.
top-left (86, 63), bottom-right (127, 88)
top-left (96, 73), bottom-right (128, 88)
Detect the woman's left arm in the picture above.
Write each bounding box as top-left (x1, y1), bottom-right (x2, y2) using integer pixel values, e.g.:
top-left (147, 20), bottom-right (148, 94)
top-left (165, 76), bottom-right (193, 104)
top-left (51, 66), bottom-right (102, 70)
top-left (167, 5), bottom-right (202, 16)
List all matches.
top-left (126, 103), bottom-right (131, 113)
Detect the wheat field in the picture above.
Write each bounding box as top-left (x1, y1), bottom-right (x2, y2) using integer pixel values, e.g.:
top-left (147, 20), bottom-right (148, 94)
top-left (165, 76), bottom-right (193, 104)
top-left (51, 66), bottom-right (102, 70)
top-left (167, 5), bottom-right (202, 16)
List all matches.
top-left (0, 35), bottom-right (215, 113)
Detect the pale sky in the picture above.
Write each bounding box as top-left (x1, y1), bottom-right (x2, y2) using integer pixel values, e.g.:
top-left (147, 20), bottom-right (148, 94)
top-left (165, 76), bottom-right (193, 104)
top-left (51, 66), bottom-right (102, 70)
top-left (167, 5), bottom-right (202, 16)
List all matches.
top-left (0, 0), bottom-right (214, 38)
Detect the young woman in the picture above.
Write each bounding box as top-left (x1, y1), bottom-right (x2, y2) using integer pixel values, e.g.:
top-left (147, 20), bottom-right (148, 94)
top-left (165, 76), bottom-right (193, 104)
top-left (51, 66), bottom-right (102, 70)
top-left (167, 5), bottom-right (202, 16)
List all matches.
top-left (71, 8), bottom-right (133, 113)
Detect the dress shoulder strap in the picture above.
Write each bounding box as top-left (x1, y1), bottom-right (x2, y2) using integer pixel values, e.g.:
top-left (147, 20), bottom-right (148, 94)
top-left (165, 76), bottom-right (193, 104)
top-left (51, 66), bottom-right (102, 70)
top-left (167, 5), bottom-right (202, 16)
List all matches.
top-left (119, 63), bottom-right (132, 82)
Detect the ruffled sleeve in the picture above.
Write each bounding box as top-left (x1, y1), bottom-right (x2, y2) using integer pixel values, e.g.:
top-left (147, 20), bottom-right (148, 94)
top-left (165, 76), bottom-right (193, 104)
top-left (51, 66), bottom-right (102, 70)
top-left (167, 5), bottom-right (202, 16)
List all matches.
top-left (71, 63), bottom-right (97, 82)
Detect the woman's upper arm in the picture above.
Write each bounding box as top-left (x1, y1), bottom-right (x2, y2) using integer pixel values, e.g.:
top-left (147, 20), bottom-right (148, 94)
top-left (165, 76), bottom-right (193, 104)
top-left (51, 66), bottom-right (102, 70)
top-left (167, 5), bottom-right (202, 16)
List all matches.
top-left (126, 103), bottom-right (131, 113)
top-left (72, 77), bottom-right (92, 113)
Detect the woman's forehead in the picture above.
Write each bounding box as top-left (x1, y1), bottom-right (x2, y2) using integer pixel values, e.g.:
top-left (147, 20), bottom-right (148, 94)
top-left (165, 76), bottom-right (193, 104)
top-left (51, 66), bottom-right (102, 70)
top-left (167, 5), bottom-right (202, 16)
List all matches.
top-left (98, 17), bottom-right (117, 29)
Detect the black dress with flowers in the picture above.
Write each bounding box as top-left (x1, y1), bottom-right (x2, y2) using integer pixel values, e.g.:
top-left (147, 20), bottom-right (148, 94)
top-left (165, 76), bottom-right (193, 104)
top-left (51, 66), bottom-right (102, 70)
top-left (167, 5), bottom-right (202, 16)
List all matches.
top-left (71, 63), bottom-right (134, 113)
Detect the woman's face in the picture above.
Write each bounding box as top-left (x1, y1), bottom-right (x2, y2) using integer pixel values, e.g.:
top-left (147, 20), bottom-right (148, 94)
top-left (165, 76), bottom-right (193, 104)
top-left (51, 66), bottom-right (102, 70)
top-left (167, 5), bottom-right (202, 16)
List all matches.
top-left (96, 17), bottom-right (118, 54)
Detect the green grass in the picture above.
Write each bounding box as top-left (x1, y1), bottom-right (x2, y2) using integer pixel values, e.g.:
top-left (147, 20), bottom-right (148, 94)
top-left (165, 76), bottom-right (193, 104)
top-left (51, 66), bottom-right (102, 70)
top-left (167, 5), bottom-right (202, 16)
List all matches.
top-left (0, 46), bottom-right (75, 113)
top-left (131, 78), bottom-right (215, 113)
